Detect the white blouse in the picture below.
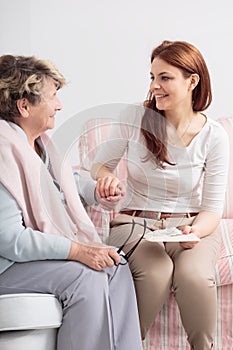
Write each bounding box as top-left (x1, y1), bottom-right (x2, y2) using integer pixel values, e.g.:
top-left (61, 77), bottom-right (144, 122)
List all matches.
top-left (94, 105), bottom-right (229, 215)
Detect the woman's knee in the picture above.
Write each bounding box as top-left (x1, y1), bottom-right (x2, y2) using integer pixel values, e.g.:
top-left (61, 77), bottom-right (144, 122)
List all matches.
top-left (57, 261), bottom-right (109, 303)
top-left (174, 263), bottom-right (216, 294)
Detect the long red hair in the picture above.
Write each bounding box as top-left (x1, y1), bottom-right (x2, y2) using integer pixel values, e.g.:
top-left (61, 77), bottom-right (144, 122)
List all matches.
top-left (141, 40), bottom-right (212, 168)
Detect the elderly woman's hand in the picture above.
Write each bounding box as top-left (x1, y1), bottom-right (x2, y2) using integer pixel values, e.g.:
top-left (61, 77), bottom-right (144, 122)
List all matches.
top-left (68, 241), bottom-right (121, 271)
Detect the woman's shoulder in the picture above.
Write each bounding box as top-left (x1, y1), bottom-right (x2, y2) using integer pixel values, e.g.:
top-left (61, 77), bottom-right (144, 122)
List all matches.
top-left (206, 115), bottom-right (224, 127)
top-left (113, 103), bottom-right (145, 139)
top-left (206, 116), bottom-right (228, 135)
top-left (205, 116), bottom-right (229, 147)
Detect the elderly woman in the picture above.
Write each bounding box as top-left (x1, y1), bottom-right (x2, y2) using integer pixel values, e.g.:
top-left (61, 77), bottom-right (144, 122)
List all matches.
top-left (0, 55), bottom-right (142, 350)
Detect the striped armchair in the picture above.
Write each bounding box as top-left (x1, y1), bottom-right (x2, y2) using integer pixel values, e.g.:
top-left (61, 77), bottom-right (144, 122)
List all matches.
top-left (78, 116), bottom-right (233, 350)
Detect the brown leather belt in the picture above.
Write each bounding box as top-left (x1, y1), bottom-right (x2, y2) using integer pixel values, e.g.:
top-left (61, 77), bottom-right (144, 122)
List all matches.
top-left (119, 210), bottom-right (198, 220)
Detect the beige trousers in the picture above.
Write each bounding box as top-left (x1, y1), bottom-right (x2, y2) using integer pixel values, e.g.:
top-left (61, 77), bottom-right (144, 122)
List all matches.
top-left (109, 214), bottom-right (220, 350)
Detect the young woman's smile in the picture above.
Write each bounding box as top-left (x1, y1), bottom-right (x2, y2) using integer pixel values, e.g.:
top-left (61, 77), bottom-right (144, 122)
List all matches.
top-left (150, 57), bottom-right (193, 111)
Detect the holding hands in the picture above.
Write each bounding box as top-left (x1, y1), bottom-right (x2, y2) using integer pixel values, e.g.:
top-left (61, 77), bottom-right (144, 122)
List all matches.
top-left (95, 175), bottom-right (126, 207)
top-left (91, 164), bottom-right (126, 209)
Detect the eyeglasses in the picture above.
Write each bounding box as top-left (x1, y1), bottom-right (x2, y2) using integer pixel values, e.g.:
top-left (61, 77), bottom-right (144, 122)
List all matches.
top-left (116, 219), bottom-right (147, 265)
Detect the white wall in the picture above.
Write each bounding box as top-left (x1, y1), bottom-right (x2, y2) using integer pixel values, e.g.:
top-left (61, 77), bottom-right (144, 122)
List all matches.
top-left (1, 0), bottom-right (233, 129)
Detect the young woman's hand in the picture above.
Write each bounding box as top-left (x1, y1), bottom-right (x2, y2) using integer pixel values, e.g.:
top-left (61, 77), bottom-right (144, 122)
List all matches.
top-left (68, 241), bottom-right (121, 270)
top-left (179, 225), bottom-right (201, 249)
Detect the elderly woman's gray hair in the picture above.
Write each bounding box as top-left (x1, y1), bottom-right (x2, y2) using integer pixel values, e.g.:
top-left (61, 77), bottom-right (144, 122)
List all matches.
top-left (0, 55), bottom-right (66, 121)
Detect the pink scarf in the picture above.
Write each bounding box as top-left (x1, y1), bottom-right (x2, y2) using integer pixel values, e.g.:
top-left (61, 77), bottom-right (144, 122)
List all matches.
top-left (0, 120), bottom-right (101, 243)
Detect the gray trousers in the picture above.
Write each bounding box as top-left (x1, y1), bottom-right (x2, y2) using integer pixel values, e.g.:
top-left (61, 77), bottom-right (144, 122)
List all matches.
top-left (0, 260), bottom-right (143, 350)
top-left (109, 214), bottom-right (221, 350)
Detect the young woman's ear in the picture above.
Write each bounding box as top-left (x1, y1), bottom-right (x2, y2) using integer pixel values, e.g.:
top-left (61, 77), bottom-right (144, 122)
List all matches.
top-left (189, 73), bottom-right (200, 91)
top-left (16, 98), bottom-right (30, 118)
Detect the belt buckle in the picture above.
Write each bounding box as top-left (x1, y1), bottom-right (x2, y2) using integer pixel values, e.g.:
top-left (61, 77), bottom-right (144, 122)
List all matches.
top-left (156, 212), bottom-right (161, 220)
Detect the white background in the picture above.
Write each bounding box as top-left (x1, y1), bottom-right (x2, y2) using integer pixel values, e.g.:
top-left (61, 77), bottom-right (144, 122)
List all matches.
top-left (1, 0), bottom-right (233, 129)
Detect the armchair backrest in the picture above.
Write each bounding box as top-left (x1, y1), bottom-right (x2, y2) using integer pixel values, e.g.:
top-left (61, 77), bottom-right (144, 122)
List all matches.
top-left (78, 118), bottom-right (127, 242)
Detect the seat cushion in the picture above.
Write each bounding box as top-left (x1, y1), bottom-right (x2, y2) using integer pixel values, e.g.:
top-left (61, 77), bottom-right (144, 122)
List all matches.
top-left (0, 328), bottom-right (57, 350)
top-left (0, 293), bottom-right (62, 331)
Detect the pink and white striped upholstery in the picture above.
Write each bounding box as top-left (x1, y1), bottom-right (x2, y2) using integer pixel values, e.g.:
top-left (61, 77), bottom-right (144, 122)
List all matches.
top-left (219, 117), bottom-right (233, 219)
top-left (78, 116), bottom-right (233, 350)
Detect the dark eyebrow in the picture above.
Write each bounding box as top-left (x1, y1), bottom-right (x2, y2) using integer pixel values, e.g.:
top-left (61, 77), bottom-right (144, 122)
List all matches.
top-left (150, 71), bottom-right (171, 76)
top-left (159, 71), bottom-right (170, 76)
